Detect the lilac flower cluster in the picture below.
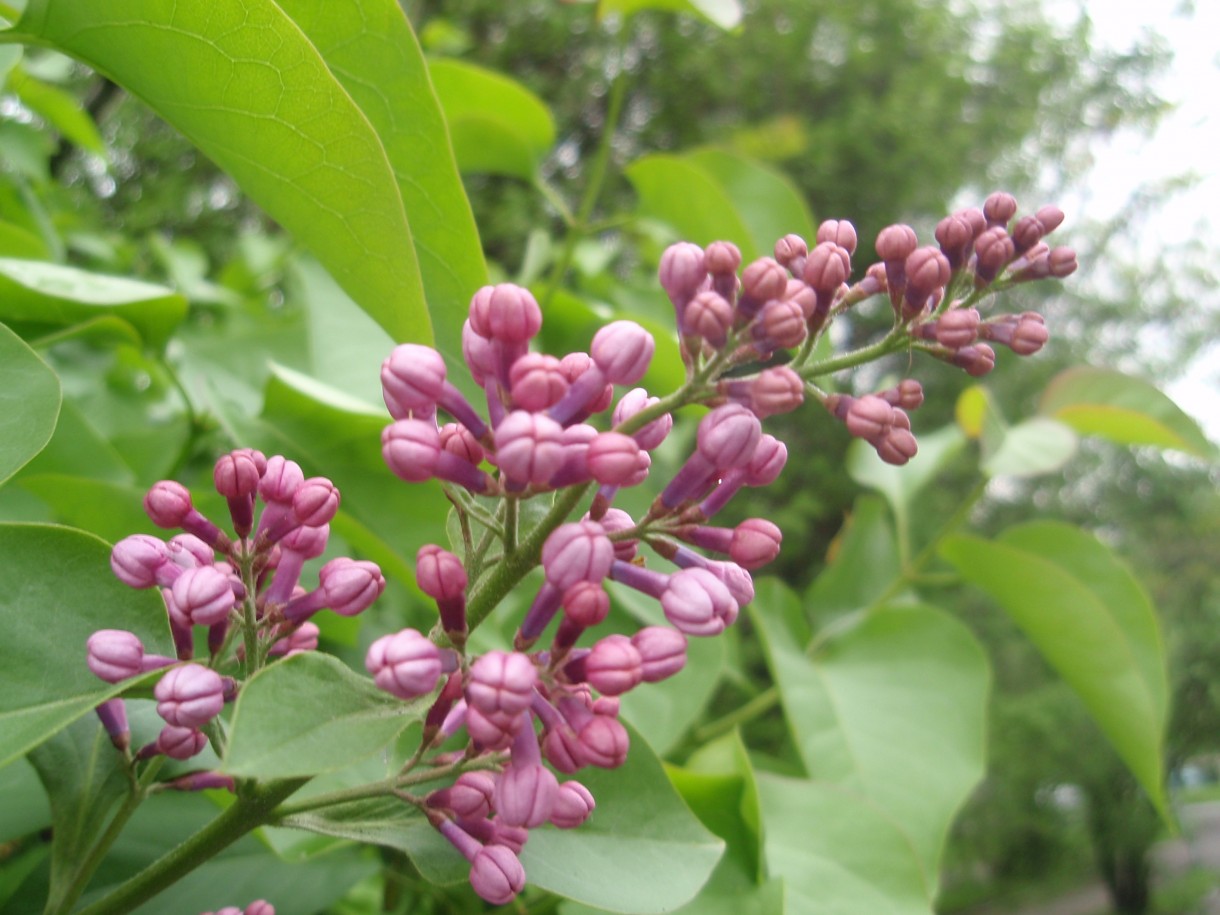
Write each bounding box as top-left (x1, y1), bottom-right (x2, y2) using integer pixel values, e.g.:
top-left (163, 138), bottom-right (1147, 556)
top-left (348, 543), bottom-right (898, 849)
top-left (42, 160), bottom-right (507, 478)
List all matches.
top-left (201, 901), bottom-right (273, 915)
top-left (90, 452), bottom-right (385, 765)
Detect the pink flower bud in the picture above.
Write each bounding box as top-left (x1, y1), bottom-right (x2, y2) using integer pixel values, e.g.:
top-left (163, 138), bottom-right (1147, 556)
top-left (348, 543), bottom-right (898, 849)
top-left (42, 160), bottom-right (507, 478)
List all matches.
top-left (156, 725), bottom-right (208, 760)
top-left (722, 365), bottom-right (804, 418)
top-left (774, 233), bottom-right (808, 271)
top-left (659, 241), bottom-right (708, 311)
top-left (816, 218), bottom-right (858, 255)
top-left (802, 242), bottom-right (850, 296)
top-left (467, 651), bottom-right (537, 717)
top-left (95, 697), bottom-right (130, 749)
top-left (550, 780), bottom-right (596, 828)
top-left (739, 256), bottom-right (789, 317)
top-left (1048, 246), bottom-right (1077, 277)
top-left (258, 455), bottom-right (304, 504)
top-left (974, 226), bottom-right (1015, 286)
top-left (509, 353), bottom-right (568, 412)
top-left (381, 343), bottom-right (447, 417)
top-left (87, 629), bottom-right (170, 683)
top-left (587, 432), bottom-right (649, 487)
top-left (382, 419), bottom-right (497, 494)
top-left (214, 450), bottom-right (264, 537)
top-left (661, 568), bottom-right (738, 636)
top-left (935, 212), bottom-right (976, 270)
top-left (415, 545), bottom-right (467, 601)
top-left (155, 664), bottom-right (225, 729)
top-left (461, 319), bottom-right (496, 385)
top-left (591, 320), bottom-right (655, 386)
top-left (576, 712), bottom-right (629, 769)
top-left (875, 223), bottom-right (918, 263)
top-left (465, 705), bottom-right (522, 751)
top-left (875, 423), bottom-right (919, 465)
top-left (578, 634), bottom-right (643, 696)
top-left (983, 191), bottom-right (1018, 228)
top-left (949, 343), bottom-right (997, 377)
top-left (730, 518), bottom-right (783, 569)
top-left (170, 565), bottom-right (237, 627)
top-left (469, 844), bottom-right (526, 905)
top-left (844, 394), bottom-right (894, 442)
top-left (319, 558), bottom-right (385, 617)
top-left (698, 404), bottom-right (762, 470)
top-left (244, 902), bottom-right (275, 915)
top-left (612, 388), bottom-right (672, 450)
top-left (439, 422), bottom-right (485, 465)
top-left (705, 240), bottom-right (742, 276)
top-left (902, 247), bottom-right (951, 318)
top-left (292, 477), bottom-right (340, 528)
top-left (753, 298), bottom-right (807, 351)
top-left (562, 581), bottom-right (610, 627)
top-left (267, 621), bottom-right (319, 658)
top-left (542, 521), bottom-right (614, 590)
top-left (111, 534), bottom-right (174, 588)
top-left (632, 627), bottom-right (687, 682)
top-left (494, 410), bottom-right (565, 486)
top-left (143, 480), bottom-right (193, 528)
top-left (983, 312), bottom-right (1049, 356)
top-left (495, 761), bottom-right (559, 828)
top-left (879, 379), bottom-right (925, 412)
top-left (469, 284), bottom-right (542, 344)
top-left (683, 290), bottom-right (734, 347)
top-left (926, 307), bottom-right (981, 349)
top-left (1036, 205), bottom-right (1065, 234)
top-left (428, 770), bottom-right (498, 819)
top-left (1010, 214), bottom-right (1044, 255)
top-left (366, 629), bottom-right (442, 700)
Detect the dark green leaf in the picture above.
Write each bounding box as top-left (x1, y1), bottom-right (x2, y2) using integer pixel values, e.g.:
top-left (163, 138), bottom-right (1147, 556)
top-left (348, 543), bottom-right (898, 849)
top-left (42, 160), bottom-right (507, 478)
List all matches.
top-left (940, 521), bottom-right (1170, 817)
top-left (0, 523), bottom-right (172, 767)
top-left (804, 494), bottom-right (900, 622)
top-left (0, 321), bottom-right (60, 486)
top-left (0, 757), bottom-right (51, 842)
top-left (223, 651), bottom-right (426, 778)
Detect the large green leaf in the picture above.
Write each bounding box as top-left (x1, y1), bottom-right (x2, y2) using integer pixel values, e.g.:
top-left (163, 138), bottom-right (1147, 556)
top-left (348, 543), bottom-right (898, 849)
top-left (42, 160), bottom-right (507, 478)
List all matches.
top-left (12, 0), bottom-right (431, 344)
top-left (0, 321), bottom-right (60, 486)
top-left (429, 58), bottom-right (555, 181)
top-left (756, 773), bottom-right (932, 915)
top-left (804, 494), bottom-right (901, 622)
top-left (1038, 366), bottom-right (1216, 458)
top-left (750, 580), bottom-right (988, 893)
top-left (28, 715), bottom-right (131, 914)
top-left (0, 523), bottom-right (172, 767)
top-left (940, 521), bottom-right (1170, 817)
top-left (0, 259), bottom-right (187, 348)
top-left (598, 0), bottom-right (743, 30)
top-left (955, 385), bottom-right (1077, 478)
top-left (223, 651), bottom-right (426, 779)
top-left (8, 63), bottom-right (106, 155)
top-left (272, 0), bottom-right (488, 353)
top-left (0, 757), bottom-right (51, 843)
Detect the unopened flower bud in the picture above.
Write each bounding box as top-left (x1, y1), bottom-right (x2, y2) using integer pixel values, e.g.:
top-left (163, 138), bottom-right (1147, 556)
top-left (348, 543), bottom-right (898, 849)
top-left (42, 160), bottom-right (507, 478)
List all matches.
top-left (1048, 246), bottom-right (1077, 277)
top-left (721, 366), bottom-right (804, 418)
top-left (469, 284), bottom-right (542, 344)
top-left (467, 651), bottom-right (537, 717)
top-left (661, 568), bottom-right (738, 636)
top-left (774, 233), bottom-right (808, 274)
top-left (542, 521), bottom-right (614, 590)
top-left (572, 634), bottom-right (644, 696)
top-left (550, 780), bottom-right (596, 828)
top-left (982, 312), bottom-right (1049, 356)
top-left (632, 626), bottom-right (687, 683)
top-left (612, 388), bottom-right (672, 450)
top-left (949, 343), bottom-right (997, 377)
top-left (381, 344), bottom-right (447, 415)
top-left (382, 419), bottom-right (498, 494)
top-left (739, 257), bottom-right (789, 317)
top-left (589, 320), bottom-right (655, 387)
top-left (974, 226), bottom-right (1015, 286)
top-left (683, 290), bottom-right (734, 347)
top-left (730, 518), bottom-right (783, 569)
top-left (494, 410), bottom-right (566, 486)
top-left (86, 629), bottom-right (173, 682)
top-left (935, 212), bottom-right (976, 270)
top-left (902, 247), bottom-right (951, 319)
top-left (366, 628), bottom-right (442, 700)
top-left (1010, 214), bottom-right (1044, 255)
top-left (924, 307), bottom-right (981, 349)
top-left (496, 761), bottom-right (559, 828)
top-left (753, 298), bottom-right (807, 351)
top-left (802, 242), bottom-right (851, 319)
top-left (562, 581), bottom-right (611, 628)
top-left (95, 697), bottom-right (130, 749)
top-left (155, 664), bottom-right (225, 729)
top-left (843, 394), bottom-right (893, 442)
top-left (1036, 205), bottom-right (1065, 234)
top-left (155, 724), bottom-right (208, 760)
top-left (439, 423), bottom-right (485, 465)
top-left (816, 218), bottom-right (858, 255)
top-left (983, 191), bottom-right (1018, 228)
top-left (704, 240), bottom-right (741, 278)
top-left (658, 241), bottom-right (707, 311)
top-left (469, 844), bottom-right (526, 905)
top-left (586, 432), bottom-right (650, 487)
top-left (170, 565), bottom-right (237, 627)
top-left (428, 770), bottom-right (498, 819)
top-left (213, 449), bottom-right (264, 537)
top-left (111, 534), bottom-right (175, 589)
top-left (875, 223), bottom-right (919, 307)
top-left (879, 379), bottom-right (924, 412)
top-left (258, 455), bottom-right (305, 504)
top-left (144, 481), bottom-right (227, 549)
top-left (509, 353), bottom-right (568, 412)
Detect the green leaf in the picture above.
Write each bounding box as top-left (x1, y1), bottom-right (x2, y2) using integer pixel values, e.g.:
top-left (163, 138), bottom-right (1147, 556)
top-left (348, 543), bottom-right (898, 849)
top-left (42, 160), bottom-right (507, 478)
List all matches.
top-left (13, 0), bottom-right (431, 344)
top-left (429, 58), bottom-right (556, 180)
top-left (223, 651), bottom-right (426, 778)
top-left (940, 521), bottom-right (1170, 818)
top-left (684, 148), bottom-right (816, 253)
top-left (750, 580), bottom-right (988, 893)
top-left (846, 423), bottom-right (967, 534)
top-left (0, 757), bottom-right (51, 842)
top-left (804, 494), bottom-right (900, 622)
top-left (522, 724), bottom-right (724, 912)
top-left (0, 523), bottom-right (172, 767)
top-left (598, 0), bottom-right (743, 30)
top-left (14, 395), bottom-right (134, 486)
top-left (757, 773), bottom-right (933, 914)
top-left (27, 715), bottom-right (130, 914)
top-left (18, 476), bottom-right (151, 543)
top-left (1038, 366), bottom-right (1216, 458)
top-left (0, 321), bottom-right (60, 486)
top-left (626, 154), bottom-right (759, 259)
top-left (982, 416), bottom-right (1077, 478)
top-left (0, 259), bottom-right (187, 349)
top-left (272, 0), bottom-right (488, 355)
top-left (8, 64), bottom-right (106, 155)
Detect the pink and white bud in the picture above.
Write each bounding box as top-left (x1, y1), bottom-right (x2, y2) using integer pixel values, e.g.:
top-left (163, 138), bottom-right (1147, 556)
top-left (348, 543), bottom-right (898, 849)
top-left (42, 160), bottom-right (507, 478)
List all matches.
top-left (467, 651), bottom-right (537, 717)
top-left (983, 191), bottom-right (1019, 228)
top-left (658, 241), bottom-right (707, 310)
top-left (155, 664), bottom-right (225, 729)
top-left (468, 284), bottom-right (542, 344)
top-left (592, 320), bottom-right (655, 386)
top-left (170, 565), bottom-right (237, 627)
top-left (550, 780), bottom-right (596, 829)
top-left (661, 568), bottom-right (739, 636)
top-left (493, 410), bottom-right (566, 486)
top-left (632, 627), bottom-right (688, 682)
top-left (587, 433), bottom-right (650, 487)
top-left (683, 290), bottom-right (734, 347)
top-left (111, 534), bottom-right (176, 589)
top-left (510, 353), bottom-right (569, 412)
top-left (155, 725), bottom-right (208, 761)
top-left (612, 388), bottom-right (672, 450)
top-left (541, 521), bottom-right (614, 590)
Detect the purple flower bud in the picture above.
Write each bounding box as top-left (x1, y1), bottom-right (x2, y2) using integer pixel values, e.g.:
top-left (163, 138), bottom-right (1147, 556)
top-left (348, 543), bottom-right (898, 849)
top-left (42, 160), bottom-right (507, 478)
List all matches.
top-left (879, 379), bottom-right (925, 412)
top-left (753, 298), bottom-right (807, 351)
top-left (587, 433), bottom-right (649, 487)
top-left (258, 456), bottom-right (305, 504)
top-left (495, 760), bottom-right (559, 828)
top-left (86, 629), bottom-right (174, 683)
top-left (935, 213), bottom-right (976, 270)
top-left (319, 558), bottom-right (385, 616)
top-left (461, 319), bottom-right (496, 386)
top-left (608, 558), bottom-right (669, 599)
top-left (366, 628), bottom-right (442, 700)
top-left (632, 627), bottom-right (687, 682)
top-left (467, 651), bottom-right (537, 717)
top-left (267, 621), bottom-right (319, 658)
top-left (168, 533), bottom-right (215, 568)
top-left (705, 240), bottom-right (742, 280)
top-left (843, 394), bottom-right (894, 442)
top-left (875, 223), bottom-right (919, 308)
top-left (774, 233), bottom-right (808, 276)
top-left (562, 581), bottom-right (610, 628)
top-left (921, 307), bottom-right (980, 349)
top-left (682, 290), bottom-right (734, 347)
top-left (729, 518), bottom-right (783, 569)
top-left (95, 697), bottom-right (130, 749)
top-left (949, 343), bottom-right (997, 377)
top-left (469, 844), bottom-right (526, 905)
top-left (170, 565), bottom-right (237, 627)
top-left (660, 543), bottom-right (756, 606)
top-left (721, 366), bottom-right (804, 419)
top-left (155, 725), bottom-right (208, 760)
top-left (591, 320), bottom-right (654, 386)
top-left (661, 568), bottom-right (738, 636)
top-left (982, 312), bottom-right (1049, 356)
top-left (802, 242), bottom-right (850, 299)
top-left (983, 191), bottom-right (1018, 228)
top-left (509, 353), bottom-right (568, 412)
top-left (164, 771), bottom-right (236, 793)
top-left (542, 521), bottom-right (614, 590)
top-left (597, 508), bottom-right (639, 561)
top-left (575, 711), bottom-right (629, 769)
top-left (1036, 205), bottom-right (1065, 234)
top-left (572, 634), bottom-right (643, 696)
top-left (428, 770), bottom-right (498, 819)
top-left (1010, 214), bottom-right (1045, 255)
top-left (381, 343), bottom-right (447, 416)
top-left (292, 477), bottom-right (340, 529)
top-left (739, 257), bottom-right (789, 318)
top-left (1048, 246), bottom-right (1077, 277)
top-left (382, 419), bottom-right (498, 495)
top-left (658, 242), bottom-right (707, 311)
top-left (144, 481), bottom-right (227, 549)
top-left (469, 284), bottom-right (542, 344)
top-left (698, 403), bottom-right (762, 470)
top-left (973, 226), bottom-right (1015, 287)
top-left (244, 901), bottom-right (275, 915)
top-left (466, 705), bottom-right (522, 751)
top-left (111, 534), bottom-right (175, 589)
top-left (612, 388), bottom-right (672, 450)
top-left (875, 422), bottom-right (919, 466)
top-left (214, 449), bottom-right (264, 538)
top-left (439, 422), bottom-right (485, 465)
top-left (155, 664), bottom-right (225, 729)
top-left (549, 780), bottom-right (596, 829)
top-left (493, 410), bottom-right (565, 486)
top-left (902, 247), bottom-right (951, 319)
top-left (817, 218), bottom-right (858, 254)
